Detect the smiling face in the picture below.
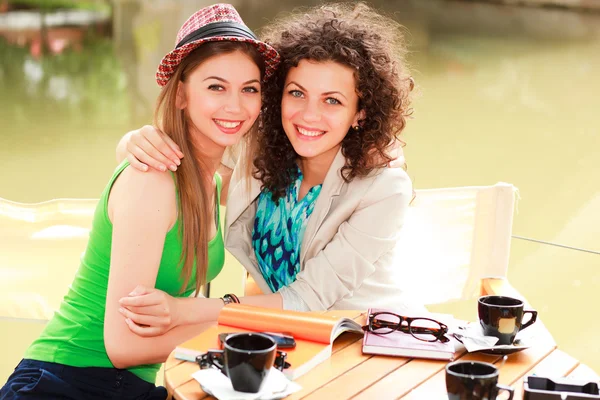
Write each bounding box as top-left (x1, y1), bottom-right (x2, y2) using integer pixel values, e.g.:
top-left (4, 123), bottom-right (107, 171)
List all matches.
top-left (281, 59), bottom-right (364, 166)
top-left (178, 50), bottom-right (262, 152)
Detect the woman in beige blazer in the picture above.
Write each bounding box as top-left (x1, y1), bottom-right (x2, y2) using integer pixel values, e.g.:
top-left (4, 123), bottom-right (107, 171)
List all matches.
top-left (115, 3), bottom-right (422, 336)
top-left (224, 145), bottom-right (414, 311)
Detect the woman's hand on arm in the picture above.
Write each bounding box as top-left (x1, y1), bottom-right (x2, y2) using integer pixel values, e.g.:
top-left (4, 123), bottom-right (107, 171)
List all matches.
top-left (116, 125), bottom-right (183, 172)
top-left (119, 286), bottom-right (225, 337)
top-left (119, 286), bottom-right (284, 338)
top-left (118, 285), bottom-right (182, 337)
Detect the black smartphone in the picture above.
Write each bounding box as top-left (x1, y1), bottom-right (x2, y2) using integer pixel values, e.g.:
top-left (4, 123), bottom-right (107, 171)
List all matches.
top-left (218, 332), bottom-right (296, 349)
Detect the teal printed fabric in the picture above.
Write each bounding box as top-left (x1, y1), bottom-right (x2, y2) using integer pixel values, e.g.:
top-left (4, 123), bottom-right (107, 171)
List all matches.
top-left (252, 167), bottom-right (322, 292)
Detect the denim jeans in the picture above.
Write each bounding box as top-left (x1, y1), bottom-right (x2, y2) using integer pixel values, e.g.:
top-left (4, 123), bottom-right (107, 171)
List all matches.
top-left (0, 359), bottom-right (168, 399)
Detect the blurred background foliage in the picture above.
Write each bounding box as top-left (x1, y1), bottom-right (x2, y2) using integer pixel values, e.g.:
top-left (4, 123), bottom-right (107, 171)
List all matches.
top-left (5, 0), bottom-right (110, 12)
top-left (0, 36), bottom-right (127, 130)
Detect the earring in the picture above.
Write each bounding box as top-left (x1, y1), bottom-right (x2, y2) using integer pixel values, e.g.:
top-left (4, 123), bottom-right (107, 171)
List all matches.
top-left (352, 125), bottom-right (360, 131)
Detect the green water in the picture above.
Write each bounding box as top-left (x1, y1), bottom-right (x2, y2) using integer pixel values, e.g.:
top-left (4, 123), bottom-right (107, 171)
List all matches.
top-left (1, 0), bottom-right (598, 379)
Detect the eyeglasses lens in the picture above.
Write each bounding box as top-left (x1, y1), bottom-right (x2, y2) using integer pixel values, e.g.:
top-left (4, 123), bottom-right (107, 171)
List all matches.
top-left (409, 318), bottom-right (443, 342)
top-left (370, 313), bottom-right (401, 334)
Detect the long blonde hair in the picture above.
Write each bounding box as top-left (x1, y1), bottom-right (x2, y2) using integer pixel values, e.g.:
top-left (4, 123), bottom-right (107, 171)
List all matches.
top-left (154, 41), bottom-right (265, 295)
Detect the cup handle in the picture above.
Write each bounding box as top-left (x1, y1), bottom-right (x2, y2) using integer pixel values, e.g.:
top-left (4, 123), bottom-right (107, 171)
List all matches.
top-left (496, 383), bottom-right (514, 400)
top-left (274, 351), bottom-right (290, 371)
top-left (520, 310), bottom-right (538, 330)
top-left (196, 350), bottom-right (226, 375)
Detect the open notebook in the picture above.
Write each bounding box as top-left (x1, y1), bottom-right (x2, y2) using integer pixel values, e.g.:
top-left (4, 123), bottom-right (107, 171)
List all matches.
top-left (174, 304), bottom-right (363, 380)
top-left (362, 308), bottom-right (456, 361)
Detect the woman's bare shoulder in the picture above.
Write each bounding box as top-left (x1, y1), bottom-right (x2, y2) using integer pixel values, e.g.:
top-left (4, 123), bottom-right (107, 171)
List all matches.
top-left (108, 166), bottom-right (177, 223)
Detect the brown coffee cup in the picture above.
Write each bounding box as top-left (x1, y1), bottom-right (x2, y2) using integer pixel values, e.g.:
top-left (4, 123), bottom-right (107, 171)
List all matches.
top-left (478, 295), bottom-right (537, 345)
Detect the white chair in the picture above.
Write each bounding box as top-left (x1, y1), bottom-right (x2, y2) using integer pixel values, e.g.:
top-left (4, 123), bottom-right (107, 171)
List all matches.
top-left (0, 197), bottom-right (97, 381)
top-left (0, 182), bottom-right (520, 317)
top-left (0, 197), bottom-right (98, 321)
top-left (245, 182), bottom-right (522, 303)
top-left (393, 182), bottom-right (518, 306)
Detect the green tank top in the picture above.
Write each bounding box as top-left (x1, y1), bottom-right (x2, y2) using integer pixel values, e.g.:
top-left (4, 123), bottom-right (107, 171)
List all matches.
top-left (25, 161), bottom-right (225, 383)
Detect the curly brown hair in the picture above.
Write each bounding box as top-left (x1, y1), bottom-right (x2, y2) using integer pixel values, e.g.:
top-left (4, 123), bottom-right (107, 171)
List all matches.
top-left (253, 2), bottom-right (414, 200)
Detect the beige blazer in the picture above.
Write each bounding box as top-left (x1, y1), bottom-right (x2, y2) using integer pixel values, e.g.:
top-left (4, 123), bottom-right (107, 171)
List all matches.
top-left (224, 148), bottom-right (420, 311)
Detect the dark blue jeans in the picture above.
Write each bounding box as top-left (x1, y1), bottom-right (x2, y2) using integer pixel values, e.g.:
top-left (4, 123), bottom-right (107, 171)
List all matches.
top-left (0, 359), bottom-right (167, 399)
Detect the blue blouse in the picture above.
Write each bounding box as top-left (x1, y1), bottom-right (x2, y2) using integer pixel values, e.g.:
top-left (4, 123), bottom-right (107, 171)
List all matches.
top-left (252, 167), bottom-right (322, 292)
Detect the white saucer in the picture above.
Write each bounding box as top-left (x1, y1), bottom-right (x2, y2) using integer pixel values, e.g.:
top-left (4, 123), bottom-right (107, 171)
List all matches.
top-left (192, 367), bottom-right (301, 400)
top-left (476, 338), bottom-right (531, 356)
top-left (453, 323), bottom-right (532, 356)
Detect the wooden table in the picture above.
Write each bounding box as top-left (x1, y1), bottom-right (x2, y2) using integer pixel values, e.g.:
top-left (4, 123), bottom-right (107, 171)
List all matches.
top-left (165, 314), bottom-right (599, 400)
top-left (165, 280), bottom-right (599, 399)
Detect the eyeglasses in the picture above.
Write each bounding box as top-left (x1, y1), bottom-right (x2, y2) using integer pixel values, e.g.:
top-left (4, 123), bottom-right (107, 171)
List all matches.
top-left (362, 312), bottom-right (450, 343)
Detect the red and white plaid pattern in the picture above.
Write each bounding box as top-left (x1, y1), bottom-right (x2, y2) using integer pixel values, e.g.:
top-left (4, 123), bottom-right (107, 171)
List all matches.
top-left (156, 4), bottom-right (280, 87)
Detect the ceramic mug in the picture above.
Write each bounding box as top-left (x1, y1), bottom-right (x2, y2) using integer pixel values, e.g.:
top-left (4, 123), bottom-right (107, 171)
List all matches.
top-left (478, 295), bottom-right (538, 345)
top-left (446, 361), bottom-right (514, 400)
top-left (201, 332), bottom-right (277, 393)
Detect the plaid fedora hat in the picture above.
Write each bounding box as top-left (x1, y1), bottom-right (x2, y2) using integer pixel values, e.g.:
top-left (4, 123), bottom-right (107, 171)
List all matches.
top-left (156, 3), bottom-right (280, 87)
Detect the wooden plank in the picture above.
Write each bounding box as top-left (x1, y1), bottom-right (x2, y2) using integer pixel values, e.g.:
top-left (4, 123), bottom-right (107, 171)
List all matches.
top-left (166, 322), bottom-right (217, 372)
top-left (401, 353), bottom-right (501, 399)
top-left (173, 378), bottom-right (209, 400)
top-left (302, 353), bottom-right (410, 400)
top-left (350, 349), bottom-right (468, 400)
top-left (268, 312), bottom-right (367, 399)
top-left (512, 350), bottom-right (579, 400)
top-left (286, 340), bottom-right (370, 400)
top-left (567, 363), bottom-right (600, 382)
top-left (166, 352), bottom-right (185, 371)
top-left (495, 322), bottom-right (556, 387)
top-left (167, 360), bottom-right (203, 398)
top-left (402, 329), bottom-right (556, 400)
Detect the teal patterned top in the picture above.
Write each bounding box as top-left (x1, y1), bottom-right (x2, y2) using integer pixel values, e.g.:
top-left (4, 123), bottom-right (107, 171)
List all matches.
top-left (252, 167), bottom-right (322, 292)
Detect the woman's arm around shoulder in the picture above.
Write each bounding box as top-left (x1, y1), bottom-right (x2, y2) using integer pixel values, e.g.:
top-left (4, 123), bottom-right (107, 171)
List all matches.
top-left (116, 126), bottom-right (183, 172)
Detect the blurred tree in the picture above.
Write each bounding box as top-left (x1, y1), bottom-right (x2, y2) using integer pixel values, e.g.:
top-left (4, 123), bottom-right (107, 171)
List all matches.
top-left (0, 33), bottom-right (130, 134)
top-left (6, 0), bottom-right (110, 12)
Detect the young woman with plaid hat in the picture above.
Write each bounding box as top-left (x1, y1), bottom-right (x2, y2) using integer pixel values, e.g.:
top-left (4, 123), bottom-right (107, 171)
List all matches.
top-left (1, 4), bottom-right (279, 399)
top-left (116, 1), bottom-right (424, 333)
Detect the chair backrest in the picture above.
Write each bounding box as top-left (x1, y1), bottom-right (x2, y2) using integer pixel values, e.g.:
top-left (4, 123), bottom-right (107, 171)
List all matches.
top-left (393, 182), bottom-right (517, 306)
top-left (0, 197), bottom-right (98, 321)
top-left (1, 181), bottom-right (516, 319)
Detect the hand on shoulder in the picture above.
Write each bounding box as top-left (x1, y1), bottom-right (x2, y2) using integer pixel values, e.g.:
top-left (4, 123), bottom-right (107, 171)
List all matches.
top-left (123, 125), bottom-right (183, 173)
